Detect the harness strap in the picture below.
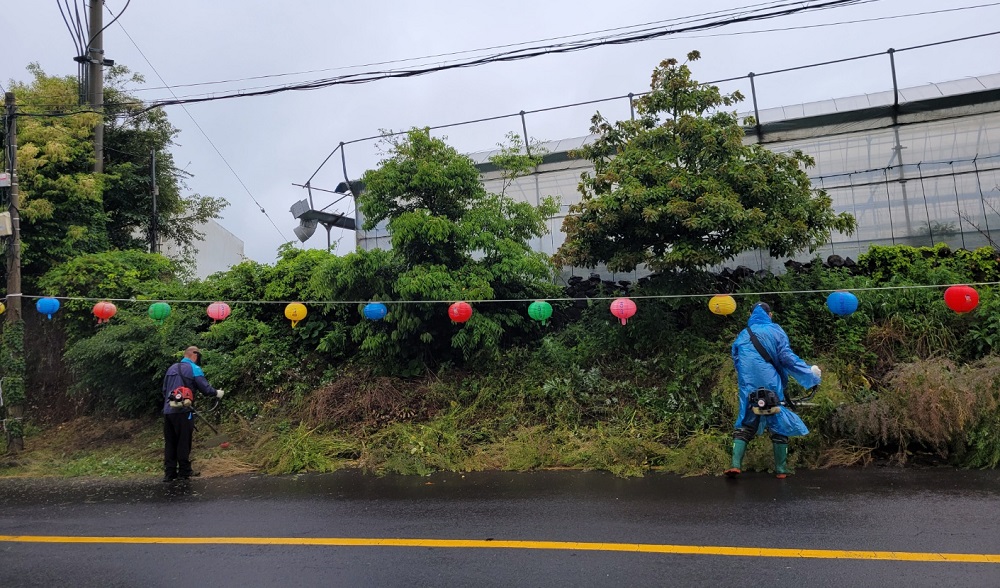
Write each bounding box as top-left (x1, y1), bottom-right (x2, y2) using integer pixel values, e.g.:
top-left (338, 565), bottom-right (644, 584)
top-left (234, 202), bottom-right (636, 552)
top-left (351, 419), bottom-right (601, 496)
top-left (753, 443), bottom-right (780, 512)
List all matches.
top-left (745, 327), bottom-right (796, 410)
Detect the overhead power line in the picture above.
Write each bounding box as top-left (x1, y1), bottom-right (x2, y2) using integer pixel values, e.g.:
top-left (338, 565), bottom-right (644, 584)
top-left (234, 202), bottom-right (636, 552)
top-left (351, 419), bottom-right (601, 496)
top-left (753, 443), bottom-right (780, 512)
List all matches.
top-left (130, 0), bottom-right (881, 114)
top-left (124, 0), bottom-right (854, 95)
top-left (56, 0), bottom-right (85, 55)
top-left (87, 0), bottom-right (129, 50)
top-left (129, 1), bottom-right (1000, 106)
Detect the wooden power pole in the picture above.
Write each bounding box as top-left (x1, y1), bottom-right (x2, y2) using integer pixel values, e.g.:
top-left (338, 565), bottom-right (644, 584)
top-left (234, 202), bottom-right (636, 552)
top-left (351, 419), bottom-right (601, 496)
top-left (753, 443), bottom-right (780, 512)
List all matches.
top-left (4, 91), bottom-right (25, 453)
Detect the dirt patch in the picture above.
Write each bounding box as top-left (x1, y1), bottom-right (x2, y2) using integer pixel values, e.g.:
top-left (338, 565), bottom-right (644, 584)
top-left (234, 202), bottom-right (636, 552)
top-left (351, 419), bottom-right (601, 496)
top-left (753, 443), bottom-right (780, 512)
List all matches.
top-left (23, 312), bottom-right (84, 425)
top-left (28, 416), bottom-right (153, 451)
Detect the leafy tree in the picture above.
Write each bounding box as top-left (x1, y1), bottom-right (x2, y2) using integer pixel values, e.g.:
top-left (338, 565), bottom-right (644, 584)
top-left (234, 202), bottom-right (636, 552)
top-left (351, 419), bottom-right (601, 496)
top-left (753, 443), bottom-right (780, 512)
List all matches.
top-left (5, 64), bottom-right (106, 283)
top-left (1, 64), bottom-right (227, 288)
top-left (38, 249), bottom-right (177, 342)
top-left (49, 247), bottom-right (335, 417)
top-left (555, 52), bottom-right (856, 273)
top-left (311, 130), bottom-right (560, 373)
top-left (102, 66), bottom-right (227, 258)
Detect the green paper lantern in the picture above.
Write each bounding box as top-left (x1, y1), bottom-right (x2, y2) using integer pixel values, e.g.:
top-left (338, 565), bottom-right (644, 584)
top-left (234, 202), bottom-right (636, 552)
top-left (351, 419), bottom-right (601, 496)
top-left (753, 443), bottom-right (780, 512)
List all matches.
top-left (148, 302), bottom-right (172, 324)
top-left (528, 300), bottom-right (553, 325)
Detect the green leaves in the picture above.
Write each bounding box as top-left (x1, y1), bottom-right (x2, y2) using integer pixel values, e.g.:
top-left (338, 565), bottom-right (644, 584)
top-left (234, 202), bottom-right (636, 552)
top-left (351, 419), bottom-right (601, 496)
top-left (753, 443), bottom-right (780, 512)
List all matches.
top-left (556, 53), bottom-right (857, 274)
top-left (4, 64), bottom-right (227, 289)
top-left (312, 130), bottom-right (560, 372)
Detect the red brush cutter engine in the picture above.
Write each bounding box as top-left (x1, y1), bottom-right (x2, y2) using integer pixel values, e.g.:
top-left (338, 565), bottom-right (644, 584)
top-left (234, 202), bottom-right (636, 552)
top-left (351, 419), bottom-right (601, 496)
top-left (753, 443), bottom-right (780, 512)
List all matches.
top-left (168, 386), bottom-right (195, 409)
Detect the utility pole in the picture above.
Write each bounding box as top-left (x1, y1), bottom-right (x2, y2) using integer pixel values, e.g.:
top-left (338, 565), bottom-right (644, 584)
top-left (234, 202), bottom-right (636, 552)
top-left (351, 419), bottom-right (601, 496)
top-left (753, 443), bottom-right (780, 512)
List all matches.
top-left (150, 150), bottom-right (158, 253)
top-left (88, 0), bottom-right (104, 173)
top-left (4, 91), bottom-right (25, 453)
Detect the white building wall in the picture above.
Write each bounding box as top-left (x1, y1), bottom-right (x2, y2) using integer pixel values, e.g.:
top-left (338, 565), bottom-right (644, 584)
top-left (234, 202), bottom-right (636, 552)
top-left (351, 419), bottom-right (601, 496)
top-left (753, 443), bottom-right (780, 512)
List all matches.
top-left (158, 219), bottom-right (245, 279)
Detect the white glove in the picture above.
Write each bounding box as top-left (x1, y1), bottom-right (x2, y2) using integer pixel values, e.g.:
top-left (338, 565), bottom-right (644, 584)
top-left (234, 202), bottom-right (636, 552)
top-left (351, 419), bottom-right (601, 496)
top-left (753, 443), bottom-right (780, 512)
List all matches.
top-left (810, 365), bottom-right (822, 379)
top-left (216, 389), bottom-right (225, 399)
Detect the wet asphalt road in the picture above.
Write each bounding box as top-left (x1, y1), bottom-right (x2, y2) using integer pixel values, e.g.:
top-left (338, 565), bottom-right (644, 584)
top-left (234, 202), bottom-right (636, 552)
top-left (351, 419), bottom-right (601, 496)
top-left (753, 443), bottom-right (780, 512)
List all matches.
top-left (0, 468), bottom-right (999, 587)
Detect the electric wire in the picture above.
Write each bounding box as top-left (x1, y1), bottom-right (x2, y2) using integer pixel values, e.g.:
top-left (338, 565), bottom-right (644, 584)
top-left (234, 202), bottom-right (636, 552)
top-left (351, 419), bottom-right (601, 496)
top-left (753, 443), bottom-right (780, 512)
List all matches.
top-left (24, 4), bottom-right (1000, 117)
top-left (86, 0), bottom-right (129, 50)
top-left (56, 0), bottom-right (84, 56)
top-left (74, 0), bottom-right (88, 50)
top-left (129, 0), bottom-right (882, 113)
top-left (106, 2), bottom-right (289, 243)
top-left (125, 0), bottom-right (858, 95)
top-left (20, 281), bottom-right (1000, 307)
top-left (84, 1), bottom-right (1000, 106)
top-left (666, 1), bottom-right (1000, 40)
top-left (306, 28), bottom-right (1000, 180)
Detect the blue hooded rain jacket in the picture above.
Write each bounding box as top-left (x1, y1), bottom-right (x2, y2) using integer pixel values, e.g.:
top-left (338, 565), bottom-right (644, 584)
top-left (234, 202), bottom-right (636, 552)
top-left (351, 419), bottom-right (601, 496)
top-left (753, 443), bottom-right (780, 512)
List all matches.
top-left (730, 304), bottom-right (820, 438)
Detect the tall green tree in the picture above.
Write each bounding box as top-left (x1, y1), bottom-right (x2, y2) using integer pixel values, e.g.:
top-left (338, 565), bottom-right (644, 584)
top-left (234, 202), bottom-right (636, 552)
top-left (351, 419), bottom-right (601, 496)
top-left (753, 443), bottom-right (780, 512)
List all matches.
top-left (102, 66), bottom-right (227, 257)
top-left (555, 52), bottom-right (856, 273)
top-left (6, 64), bottom-right (107, 282)
top-left (312, 130), bottom-right (560, 373)
top-left (1, 64), bottom-right (227, 287)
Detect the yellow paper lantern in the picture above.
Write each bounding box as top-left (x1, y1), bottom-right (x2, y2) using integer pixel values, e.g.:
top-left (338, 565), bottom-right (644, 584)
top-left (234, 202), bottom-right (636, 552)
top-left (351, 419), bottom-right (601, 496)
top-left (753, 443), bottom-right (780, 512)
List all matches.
top-left (0, 302), bottom-right (5, 316)
top-left (709, 295), bottom-right (737, 316)
top-left (284, 302), bottom-right (307, 328)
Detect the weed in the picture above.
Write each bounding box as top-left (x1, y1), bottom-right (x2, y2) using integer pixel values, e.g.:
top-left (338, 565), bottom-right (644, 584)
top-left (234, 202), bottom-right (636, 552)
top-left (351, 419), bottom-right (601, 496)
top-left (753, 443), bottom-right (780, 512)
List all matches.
top-left (831, 357), bottom-right (1000, 462)
top-left (360, 413), bottom-right (476, 476)
top-left (661, 429), bottom-right (730, 477)
top-left (251, 424), bottom-right (356, 474)
top-left (58, 454), bottom-right (157, 477)
top-left (500, 425), bottom-right (560, 470)
top-left (563, 424), bottom-right (667, 477)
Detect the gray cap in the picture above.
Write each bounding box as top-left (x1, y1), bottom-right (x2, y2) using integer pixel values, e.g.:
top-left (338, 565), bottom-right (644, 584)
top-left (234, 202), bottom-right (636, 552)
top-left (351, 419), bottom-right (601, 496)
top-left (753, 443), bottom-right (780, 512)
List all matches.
top-left (753, 302), bottom-right (771, 314)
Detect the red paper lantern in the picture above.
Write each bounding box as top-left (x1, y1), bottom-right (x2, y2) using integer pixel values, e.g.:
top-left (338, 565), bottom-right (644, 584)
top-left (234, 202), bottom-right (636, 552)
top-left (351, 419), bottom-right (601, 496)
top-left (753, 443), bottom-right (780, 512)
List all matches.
top-left (610, 297), bottom-right (637, 325)
top-left (207, 302), bottom-right (232, 322)
top-left (944, 285), bottom-right (978, 313)
top-left (448, 301), bottom-right (473, 323)
top-left (93, 301), bottom-right (117, 324)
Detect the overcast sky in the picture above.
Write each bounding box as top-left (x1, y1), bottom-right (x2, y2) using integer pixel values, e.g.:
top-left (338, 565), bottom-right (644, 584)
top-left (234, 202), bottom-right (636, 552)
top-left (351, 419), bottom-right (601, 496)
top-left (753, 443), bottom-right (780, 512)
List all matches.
top-left (6, 0), bottom-right (1000, 265)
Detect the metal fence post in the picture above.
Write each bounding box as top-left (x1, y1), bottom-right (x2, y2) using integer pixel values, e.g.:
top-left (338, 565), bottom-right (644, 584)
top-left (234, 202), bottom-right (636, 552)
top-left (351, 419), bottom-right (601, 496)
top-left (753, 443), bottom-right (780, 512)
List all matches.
top-left (748, 72), bottom-right (763, 143)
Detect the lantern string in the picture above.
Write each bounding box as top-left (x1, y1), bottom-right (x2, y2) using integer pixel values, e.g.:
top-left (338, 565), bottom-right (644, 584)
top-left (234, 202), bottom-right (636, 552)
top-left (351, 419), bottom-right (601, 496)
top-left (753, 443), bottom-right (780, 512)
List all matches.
top-left (18, 280), bottom-right (1000, 306)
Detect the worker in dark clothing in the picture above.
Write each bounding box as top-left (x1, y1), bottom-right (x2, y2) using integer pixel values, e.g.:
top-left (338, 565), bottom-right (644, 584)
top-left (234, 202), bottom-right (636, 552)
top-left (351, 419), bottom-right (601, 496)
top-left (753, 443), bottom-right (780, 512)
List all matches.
top-left (161, 346), bottom-right (224, 482)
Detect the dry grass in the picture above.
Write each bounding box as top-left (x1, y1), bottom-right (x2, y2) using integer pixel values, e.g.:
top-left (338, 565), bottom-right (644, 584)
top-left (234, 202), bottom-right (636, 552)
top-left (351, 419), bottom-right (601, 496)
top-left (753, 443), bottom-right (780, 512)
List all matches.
top-left (832, 356), bottom-right (1000, 462)
top-left (197, 454), bottom-right (259, 477)
top-left (811, 441), bottom-right (874, 468)
top-left (306, 370), bottom-right (443, 430)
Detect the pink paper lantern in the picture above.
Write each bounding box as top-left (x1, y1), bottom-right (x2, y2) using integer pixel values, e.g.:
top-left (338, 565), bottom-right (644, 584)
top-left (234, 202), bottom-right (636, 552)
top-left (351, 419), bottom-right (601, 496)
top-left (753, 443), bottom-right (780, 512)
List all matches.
top-left (207, 302), bottom-right (232, 322)
top-left (610, 297), bottom-right (637, 325)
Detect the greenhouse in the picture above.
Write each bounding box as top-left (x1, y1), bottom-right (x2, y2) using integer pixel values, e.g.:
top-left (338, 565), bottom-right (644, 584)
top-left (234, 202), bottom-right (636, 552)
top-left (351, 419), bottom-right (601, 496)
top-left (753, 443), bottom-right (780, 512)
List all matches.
top-left (357, 73), bottom-right (1000, 282)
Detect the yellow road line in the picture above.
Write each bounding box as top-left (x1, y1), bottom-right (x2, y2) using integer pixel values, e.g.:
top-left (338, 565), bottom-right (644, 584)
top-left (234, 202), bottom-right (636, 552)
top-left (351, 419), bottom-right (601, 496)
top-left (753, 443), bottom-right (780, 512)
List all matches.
top-left (0, 535), bottom-right (998, 563)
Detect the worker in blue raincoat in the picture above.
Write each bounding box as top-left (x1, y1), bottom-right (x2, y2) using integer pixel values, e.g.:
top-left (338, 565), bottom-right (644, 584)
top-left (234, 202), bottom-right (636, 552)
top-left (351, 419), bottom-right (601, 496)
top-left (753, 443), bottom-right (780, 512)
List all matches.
top-left (726, 302), bottom-right (821, 479)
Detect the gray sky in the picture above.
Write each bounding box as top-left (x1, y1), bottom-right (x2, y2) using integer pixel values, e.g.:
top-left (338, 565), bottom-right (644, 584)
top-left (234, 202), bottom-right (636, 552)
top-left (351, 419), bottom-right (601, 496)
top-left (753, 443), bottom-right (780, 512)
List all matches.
top-left (6, 0), bottom-right (1000, 264)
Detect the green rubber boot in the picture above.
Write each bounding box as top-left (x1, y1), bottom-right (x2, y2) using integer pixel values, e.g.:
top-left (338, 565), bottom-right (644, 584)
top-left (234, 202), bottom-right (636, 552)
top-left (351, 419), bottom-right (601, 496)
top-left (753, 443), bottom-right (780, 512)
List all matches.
top-left (773, 442), bottom-right (789, 479)
top-left (725, 439), bottom-right (747, 477)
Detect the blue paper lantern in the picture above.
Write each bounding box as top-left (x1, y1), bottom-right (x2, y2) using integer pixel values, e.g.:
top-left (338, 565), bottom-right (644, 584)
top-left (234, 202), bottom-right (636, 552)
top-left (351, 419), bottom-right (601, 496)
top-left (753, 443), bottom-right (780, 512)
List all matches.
top-left (827, 291), bottom-right (859, 316)
top-left (363, 302), bottom-right (388, 321)
top-left (36, 297), bottom-right (61, 319)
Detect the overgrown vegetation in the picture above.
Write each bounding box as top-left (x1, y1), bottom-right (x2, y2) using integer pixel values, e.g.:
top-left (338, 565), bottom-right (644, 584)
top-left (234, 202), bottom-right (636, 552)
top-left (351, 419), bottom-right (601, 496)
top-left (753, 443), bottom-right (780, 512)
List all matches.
top-left (5, 56), bottom-right (1000, 480)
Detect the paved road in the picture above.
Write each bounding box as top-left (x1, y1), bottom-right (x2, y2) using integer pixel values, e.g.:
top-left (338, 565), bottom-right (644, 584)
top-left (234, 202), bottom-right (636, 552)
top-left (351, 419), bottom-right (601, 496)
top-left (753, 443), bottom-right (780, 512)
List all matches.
top-left (1, 468), bottom-right (999, 587)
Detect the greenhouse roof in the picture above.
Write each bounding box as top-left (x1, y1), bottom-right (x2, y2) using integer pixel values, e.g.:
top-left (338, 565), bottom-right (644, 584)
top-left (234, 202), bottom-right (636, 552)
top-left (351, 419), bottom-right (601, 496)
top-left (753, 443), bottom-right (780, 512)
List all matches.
top-left (469, 73), bottom-right (1000, 168)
